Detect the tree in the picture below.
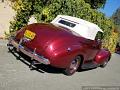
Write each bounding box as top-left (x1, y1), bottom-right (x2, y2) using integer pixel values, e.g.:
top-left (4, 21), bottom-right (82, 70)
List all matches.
top-left (84, 0), bottom-right (107, 9)
top-left (112, 7), bottom-right (120, 29)
top-left (112, 7), bottom-right (120, 44)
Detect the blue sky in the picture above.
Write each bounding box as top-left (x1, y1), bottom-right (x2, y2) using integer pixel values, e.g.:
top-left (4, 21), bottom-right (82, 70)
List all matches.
top-left (100, 0), bottom-right (120, 17)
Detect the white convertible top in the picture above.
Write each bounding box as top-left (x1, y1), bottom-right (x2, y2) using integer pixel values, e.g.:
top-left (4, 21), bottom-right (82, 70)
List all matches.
top-left (51, 15), bottom-right (103, 40)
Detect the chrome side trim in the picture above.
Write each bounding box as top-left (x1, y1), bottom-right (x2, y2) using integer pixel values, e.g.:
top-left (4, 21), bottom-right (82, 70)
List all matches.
top-left (8, 38), bottom-right (50, 65)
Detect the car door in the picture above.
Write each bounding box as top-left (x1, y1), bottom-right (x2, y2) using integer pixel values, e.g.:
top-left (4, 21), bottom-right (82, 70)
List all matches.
top-left (84, 31), bottom-right (103, 61)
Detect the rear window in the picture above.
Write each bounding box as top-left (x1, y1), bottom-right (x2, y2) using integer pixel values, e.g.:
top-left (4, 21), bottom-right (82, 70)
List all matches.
top-left (58, 20), bottom-right (76, 28)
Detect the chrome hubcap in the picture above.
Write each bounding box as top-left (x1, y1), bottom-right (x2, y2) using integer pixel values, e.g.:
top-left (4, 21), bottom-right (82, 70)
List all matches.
top-left (69, 58), bottom-right (80, 73)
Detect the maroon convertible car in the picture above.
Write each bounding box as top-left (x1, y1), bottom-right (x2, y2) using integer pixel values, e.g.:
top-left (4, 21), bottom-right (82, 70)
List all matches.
top-left (7, 15), bottom-right (111, 75)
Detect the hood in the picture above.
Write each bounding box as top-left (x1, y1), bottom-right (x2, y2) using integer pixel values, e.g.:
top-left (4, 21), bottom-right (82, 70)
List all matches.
top-left (15, 23), bottom-right (77, 55)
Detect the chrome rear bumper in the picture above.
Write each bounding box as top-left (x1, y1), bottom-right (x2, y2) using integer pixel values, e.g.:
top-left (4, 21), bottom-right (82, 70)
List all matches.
top-left (7, 38), bottom-right (50, 65)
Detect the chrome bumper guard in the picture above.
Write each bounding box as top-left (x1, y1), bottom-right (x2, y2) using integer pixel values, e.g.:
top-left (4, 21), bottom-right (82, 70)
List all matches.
top-left (8, 38), bottom-right (50, 65)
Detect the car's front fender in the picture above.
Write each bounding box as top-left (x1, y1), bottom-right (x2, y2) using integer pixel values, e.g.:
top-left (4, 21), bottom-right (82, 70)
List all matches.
top-left (94, 49), bottom-right (111, 64)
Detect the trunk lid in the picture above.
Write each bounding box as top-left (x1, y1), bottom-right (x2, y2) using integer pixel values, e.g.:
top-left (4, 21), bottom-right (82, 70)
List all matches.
top-left (15, 23), bottom-right (76, 55)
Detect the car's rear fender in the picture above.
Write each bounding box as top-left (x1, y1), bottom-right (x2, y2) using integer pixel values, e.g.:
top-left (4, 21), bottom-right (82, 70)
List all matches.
top-left (47, 44), bottom-right (85, 68)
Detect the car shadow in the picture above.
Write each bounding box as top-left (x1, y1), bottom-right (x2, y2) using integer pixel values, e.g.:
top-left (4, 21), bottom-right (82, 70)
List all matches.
top-left (8, 50), bottom-right (63, 74)
top-left (8, 50), bottom-right (96, 75)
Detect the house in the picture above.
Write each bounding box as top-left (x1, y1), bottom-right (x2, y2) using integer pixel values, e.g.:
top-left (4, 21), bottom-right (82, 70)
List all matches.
top-left (0, 1), bottom-right (15, 39)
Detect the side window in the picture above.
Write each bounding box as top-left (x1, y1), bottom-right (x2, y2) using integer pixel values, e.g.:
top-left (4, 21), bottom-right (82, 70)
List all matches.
top-left (95, 31), bottom-right (103, 40)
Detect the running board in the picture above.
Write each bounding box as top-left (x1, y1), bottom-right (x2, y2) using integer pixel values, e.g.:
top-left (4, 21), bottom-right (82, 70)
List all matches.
top-left (81, 62), bottom-right (98, 69)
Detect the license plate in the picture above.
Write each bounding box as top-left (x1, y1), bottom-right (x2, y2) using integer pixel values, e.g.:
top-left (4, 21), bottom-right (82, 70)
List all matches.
top-left (24, 30), bottom-right (36, 40)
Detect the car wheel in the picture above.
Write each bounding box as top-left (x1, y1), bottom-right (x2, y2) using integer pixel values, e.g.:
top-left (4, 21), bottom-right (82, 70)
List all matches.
top-left (100, 56), bottom-right (110, 68)
top-left (64, 56), bottom-right (81, 76)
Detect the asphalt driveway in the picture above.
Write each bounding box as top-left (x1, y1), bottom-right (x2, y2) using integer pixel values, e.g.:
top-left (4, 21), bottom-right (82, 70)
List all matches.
top-left (0, 40), bottom-right (120, 90)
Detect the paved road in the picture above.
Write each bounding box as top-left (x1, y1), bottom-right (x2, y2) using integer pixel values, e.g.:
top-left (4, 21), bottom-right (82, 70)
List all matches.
top-left (0, 40), bottom-right (120, 90)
